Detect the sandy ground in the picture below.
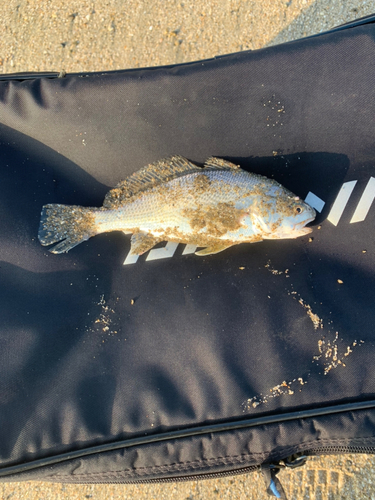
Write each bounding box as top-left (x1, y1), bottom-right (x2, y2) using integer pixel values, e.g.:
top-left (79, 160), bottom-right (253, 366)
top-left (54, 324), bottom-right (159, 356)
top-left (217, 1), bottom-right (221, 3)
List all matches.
top-left (1, 0), bottom-right (374, 74)
top-left (1, 1), bottom-right (375, 498)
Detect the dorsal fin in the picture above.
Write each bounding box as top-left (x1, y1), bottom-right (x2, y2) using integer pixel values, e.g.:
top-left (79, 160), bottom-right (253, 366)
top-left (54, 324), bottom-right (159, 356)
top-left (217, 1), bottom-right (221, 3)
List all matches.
top-left (103, 155), bottom-right (201, 208)
top-left (204, 157), bottom-right (241, 170)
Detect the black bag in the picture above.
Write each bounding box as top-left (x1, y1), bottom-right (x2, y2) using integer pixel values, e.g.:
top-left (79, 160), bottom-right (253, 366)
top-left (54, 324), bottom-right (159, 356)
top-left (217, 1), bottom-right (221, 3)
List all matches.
top-left (0, 14), bottom-right (375, 498)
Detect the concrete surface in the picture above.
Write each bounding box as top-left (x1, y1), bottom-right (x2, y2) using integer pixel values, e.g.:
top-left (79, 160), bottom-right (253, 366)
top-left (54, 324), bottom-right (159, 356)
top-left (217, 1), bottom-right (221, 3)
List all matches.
top-left (1, 0), bottom-right (375, 498)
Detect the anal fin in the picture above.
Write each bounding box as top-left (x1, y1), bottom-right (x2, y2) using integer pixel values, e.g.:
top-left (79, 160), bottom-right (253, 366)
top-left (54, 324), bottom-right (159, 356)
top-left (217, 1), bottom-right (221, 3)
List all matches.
top-left (195, 242), bottom-right (235, 256)
top-left (130, 232), bottom-right (160, 255)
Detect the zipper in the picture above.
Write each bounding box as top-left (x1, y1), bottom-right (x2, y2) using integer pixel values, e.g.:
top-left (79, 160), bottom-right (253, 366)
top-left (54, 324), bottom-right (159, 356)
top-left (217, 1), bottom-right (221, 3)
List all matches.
top-left (307, 445), bottom-right (375, 455)
top-left (1, 400), bottom-right (375, 479)
top-left (55, 465), bottom-right (259, 484)
top-left (50, 454), bottom-right (309, 485)
top-left (4, 445), bottom-right (375, 487)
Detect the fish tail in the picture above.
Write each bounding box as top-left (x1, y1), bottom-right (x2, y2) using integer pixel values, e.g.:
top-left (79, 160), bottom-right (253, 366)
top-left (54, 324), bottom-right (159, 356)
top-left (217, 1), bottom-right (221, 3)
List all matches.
top-left (38, 204), bottom-right (100, 254)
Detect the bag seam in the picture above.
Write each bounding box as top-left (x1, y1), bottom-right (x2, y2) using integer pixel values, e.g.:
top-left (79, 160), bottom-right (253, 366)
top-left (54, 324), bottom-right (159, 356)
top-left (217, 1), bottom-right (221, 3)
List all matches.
top-left (48, 435), bottom-right (375, 479)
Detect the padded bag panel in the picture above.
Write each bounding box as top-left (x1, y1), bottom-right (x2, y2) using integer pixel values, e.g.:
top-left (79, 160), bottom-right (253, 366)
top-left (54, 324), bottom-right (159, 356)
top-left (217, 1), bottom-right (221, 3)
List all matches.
top-left (0, 18), bottom-right (375, 479)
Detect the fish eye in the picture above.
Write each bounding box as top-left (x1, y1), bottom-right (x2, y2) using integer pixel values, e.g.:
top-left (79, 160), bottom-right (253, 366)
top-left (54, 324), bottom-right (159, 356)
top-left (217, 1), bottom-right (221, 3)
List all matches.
top-left (295, 205), bottom-right (303, 214)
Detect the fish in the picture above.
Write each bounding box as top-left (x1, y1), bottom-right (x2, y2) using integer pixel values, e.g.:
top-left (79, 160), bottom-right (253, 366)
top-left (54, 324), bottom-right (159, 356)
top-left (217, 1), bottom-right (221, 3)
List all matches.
top-left (38, 155), bottom-right (316, 256)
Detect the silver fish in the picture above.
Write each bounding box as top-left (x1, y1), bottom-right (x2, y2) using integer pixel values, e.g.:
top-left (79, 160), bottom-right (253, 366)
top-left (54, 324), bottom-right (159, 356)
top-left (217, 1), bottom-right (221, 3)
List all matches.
top-left (38, 156), bottom-right (316, 256)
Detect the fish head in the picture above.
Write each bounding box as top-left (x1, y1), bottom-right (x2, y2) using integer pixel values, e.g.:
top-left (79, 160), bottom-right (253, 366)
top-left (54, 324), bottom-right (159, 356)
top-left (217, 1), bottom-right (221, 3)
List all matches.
top-left (274, 198), bottom-right (316, 238)
top-left (253, 189), bottom-right (316, 240)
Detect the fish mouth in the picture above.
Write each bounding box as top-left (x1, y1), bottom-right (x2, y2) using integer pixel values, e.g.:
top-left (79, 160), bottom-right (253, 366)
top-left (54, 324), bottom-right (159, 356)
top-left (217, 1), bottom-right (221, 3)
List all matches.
top-left (294, 216), bottom-right (316, 233)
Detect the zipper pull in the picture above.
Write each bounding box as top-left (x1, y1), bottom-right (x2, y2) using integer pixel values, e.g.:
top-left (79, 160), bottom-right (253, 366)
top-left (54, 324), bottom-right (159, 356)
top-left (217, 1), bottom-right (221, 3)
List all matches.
top-left (261, 453), bottom-right (307, 498)
top-left (261, 464), bottom-right (287, 499)
top-left (283, 453), bottom-right (307, 468)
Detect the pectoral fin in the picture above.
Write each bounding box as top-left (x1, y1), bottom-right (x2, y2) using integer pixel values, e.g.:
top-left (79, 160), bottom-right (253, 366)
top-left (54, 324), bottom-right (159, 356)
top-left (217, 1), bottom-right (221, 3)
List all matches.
top-left (129, 232), bottom-right (160, 255)
top-left (195, 243), bottom-right (235, 256)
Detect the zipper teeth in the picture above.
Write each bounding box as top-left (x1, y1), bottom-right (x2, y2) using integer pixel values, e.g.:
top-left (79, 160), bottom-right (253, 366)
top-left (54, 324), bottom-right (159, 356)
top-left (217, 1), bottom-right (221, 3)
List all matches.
top-left (144, 465), bottom-right (258, 484)
top-left (61, 445), bottom-right (375, 484)
top-left (308, 445), bottom-right (375, 455)
top-left (60, 465), bottom-right (259, 485)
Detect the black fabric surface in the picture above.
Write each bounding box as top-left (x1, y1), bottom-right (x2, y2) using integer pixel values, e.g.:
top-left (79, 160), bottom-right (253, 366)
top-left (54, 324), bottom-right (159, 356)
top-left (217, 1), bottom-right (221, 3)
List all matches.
top-left (0, 18), bottom-right (375, 479)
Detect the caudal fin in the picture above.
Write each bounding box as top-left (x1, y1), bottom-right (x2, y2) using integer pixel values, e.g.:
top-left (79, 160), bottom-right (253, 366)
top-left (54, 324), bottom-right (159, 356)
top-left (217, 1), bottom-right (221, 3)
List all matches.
top-left (38, 204), bottom-right (98, 254)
